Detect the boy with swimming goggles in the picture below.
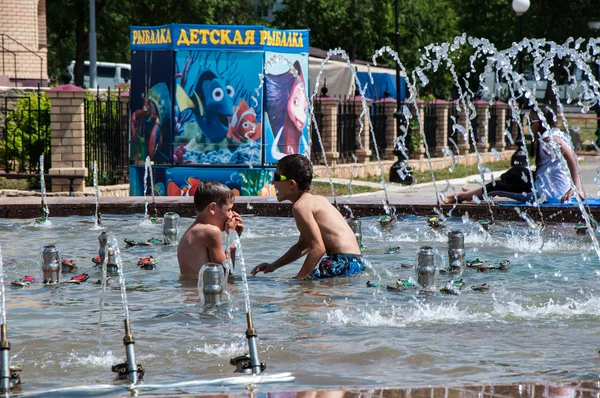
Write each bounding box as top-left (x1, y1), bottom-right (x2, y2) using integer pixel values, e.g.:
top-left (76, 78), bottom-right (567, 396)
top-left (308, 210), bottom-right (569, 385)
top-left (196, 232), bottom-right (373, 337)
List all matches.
top-left (250, 154), bottom-right (365, 279)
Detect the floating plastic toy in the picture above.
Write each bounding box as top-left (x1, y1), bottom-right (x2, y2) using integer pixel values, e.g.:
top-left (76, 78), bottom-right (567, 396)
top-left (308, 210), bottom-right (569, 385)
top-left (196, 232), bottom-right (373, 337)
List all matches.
top-left (137, 256), bottom-right (157, 270)
top-left (471, 283), bottom-right (489, 292)
top-left (427, 216), bottom-right (445, 230)
top-left (61, 258), bottom-right (78, 272)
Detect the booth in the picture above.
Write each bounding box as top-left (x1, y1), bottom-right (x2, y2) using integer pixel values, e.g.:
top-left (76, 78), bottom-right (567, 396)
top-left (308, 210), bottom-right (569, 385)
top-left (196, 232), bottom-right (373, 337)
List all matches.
top-left (129, 24), bottom-right (310, 196)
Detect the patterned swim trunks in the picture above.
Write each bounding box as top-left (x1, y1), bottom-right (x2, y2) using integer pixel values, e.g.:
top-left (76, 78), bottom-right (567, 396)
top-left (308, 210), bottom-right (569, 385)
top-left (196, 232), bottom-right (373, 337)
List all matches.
top-left (310, 253), bottom-right (366, 279)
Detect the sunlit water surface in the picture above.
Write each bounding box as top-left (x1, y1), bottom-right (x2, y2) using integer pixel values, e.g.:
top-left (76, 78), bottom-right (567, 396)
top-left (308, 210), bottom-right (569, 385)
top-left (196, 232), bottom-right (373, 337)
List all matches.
top-left (0, 214), bottom-right (599, 396)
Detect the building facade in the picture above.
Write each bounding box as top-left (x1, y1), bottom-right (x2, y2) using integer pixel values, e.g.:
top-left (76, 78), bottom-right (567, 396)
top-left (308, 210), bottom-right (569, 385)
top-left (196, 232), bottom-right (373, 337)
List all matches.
top-left (0, 0), bottom-right (48, 86)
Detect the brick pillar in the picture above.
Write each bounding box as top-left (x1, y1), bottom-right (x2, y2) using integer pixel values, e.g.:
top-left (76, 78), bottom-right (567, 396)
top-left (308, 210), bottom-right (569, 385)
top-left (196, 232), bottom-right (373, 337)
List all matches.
top-left (409, 100), bottom-right (426, 159)
top-left (494, 101), bottom-right (508, 152)
top-left (318, 97), bottom-right (339, 163)
top-left (353, 96), bottom-right (372, 163)
top-left (451, 100), bottom-right (470, 155)
top-left (474, 100), bottom-right (489, 152)
top-left (508, 107), bottom-right (521, 149)
top-left (47, 84), bottom-right (87, 192)
top-left (382, 98), bottom-right (397, 160)
top-left (433, 100), bottom-right (449, 157)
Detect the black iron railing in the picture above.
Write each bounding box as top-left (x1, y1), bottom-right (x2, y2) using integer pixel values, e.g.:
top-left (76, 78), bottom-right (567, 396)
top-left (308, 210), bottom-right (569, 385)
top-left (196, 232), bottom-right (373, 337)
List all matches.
top-left (370, 99), bottom-right (387, 158)
top-left (423, 101), bottom-right (437, 153)
top-left (336, 96), bottom-right (357, 163)
top-left (84, 88), bottom-right (129, 185)
top-left (310, 98), bottom-right (324, 164)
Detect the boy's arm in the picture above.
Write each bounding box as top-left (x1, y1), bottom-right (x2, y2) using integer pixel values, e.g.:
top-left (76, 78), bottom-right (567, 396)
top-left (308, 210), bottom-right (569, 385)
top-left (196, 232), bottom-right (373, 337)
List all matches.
top-left (205, 226), bottom-right (227, 265)
top-left (292, 205), bottom-right (326, 280)
top-left (250, 235), bottom-right (309, 275)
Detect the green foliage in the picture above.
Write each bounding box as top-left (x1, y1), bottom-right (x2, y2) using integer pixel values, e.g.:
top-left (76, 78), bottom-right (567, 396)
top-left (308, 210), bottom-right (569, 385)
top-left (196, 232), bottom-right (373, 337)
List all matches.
top-left (0, 92), bottom-right (51, 173)
top-left (46, 0), bottom-right (266, 81)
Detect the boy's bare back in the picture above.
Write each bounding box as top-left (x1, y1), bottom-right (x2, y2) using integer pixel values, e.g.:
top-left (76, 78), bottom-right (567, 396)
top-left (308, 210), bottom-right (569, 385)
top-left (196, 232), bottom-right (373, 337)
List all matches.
top-left (177, 222), bottom-right (224, 279)
top-left (293, 193), bottom-right (360, 255)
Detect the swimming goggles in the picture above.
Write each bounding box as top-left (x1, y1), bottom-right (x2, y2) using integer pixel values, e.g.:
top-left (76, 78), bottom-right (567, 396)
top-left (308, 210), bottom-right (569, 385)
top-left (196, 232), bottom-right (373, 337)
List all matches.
top-left (273, 172), bottom-right (288, 182)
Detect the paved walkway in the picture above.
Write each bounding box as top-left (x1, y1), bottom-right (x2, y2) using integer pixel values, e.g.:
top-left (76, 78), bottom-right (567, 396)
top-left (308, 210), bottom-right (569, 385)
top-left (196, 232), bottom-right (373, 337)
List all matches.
top-left (316, 155), bottom-right (599, 205)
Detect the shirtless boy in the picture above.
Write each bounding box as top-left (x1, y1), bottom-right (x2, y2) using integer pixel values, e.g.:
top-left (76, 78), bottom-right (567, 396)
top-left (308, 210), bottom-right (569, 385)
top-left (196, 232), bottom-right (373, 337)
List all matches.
top-left (177, 181), bottom-right (243, 279)
top-left (250, 154), bottom-right (364, 279)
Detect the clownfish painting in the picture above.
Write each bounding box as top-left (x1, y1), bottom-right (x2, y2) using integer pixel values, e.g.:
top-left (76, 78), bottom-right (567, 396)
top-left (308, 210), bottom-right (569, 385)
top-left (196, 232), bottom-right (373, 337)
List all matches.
top-left (227, 100), bottom-right (261, 142)
top-left (167, 177), bottom-right (202, 196)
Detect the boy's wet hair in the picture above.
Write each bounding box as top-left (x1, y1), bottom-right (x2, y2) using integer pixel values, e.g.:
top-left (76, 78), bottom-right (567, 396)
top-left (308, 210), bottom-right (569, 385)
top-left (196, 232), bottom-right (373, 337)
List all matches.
top-left (277, 154), bottom-right (312, 192)
top-left (194, 180), bottom-right (234, 212)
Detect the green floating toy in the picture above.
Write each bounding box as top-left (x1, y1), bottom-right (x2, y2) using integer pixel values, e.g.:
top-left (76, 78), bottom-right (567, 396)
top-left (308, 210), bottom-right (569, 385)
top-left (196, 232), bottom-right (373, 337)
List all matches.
top-left (386, 247), bottom-right (400, 254)
top-left (378, 215), bottom-right (394, 226)
top-left (396, 279), bottom-right (414, 287)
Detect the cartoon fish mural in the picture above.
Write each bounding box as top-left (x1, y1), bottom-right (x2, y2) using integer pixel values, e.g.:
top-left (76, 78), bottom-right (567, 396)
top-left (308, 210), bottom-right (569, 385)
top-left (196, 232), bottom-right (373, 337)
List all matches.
top-left (176, 70), bottom-right (234, 143)
top-left (227, 100), bottom-right (261, 142)
top-left (166, 177), bottom-right (202, 196)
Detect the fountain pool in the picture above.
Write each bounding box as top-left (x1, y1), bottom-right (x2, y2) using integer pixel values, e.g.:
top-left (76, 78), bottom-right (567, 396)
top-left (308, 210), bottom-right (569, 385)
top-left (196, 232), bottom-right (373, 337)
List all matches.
top-left (0, 214), bottom-right (599, 396)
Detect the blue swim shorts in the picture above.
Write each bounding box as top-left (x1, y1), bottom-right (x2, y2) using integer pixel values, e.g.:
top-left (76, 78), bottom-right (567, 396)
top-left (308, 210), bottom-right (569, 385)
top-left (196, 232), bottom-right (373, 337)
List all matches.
top-left (310, 253), bottom-right (366, 279)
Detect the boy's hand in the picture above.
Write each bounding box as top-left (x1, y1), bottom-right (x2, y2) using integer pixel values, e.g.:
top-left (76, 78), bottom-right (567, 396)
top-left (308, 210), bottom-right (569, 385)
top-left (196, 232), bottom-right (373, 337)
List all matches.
top-left (250, 262), bottom-right (276, 275)
top-left (232, 211), bottom-right (244, 236)
top-left (225, 212), bottom-right (244, 236)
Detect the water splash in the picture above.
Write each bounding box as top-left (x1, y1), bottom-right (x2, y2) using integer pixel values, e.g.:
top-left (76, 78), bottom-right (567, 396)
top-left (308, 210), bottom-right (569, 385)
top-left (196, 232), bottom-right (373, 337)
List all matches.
top-left (39, 154), bottom-right (49, 220)
top-left (93, 161), bottom-right (101, 229)
top-left (110, 235), bottom-right (130, 321)
top-left (0, 245), bottom-right (6, 325)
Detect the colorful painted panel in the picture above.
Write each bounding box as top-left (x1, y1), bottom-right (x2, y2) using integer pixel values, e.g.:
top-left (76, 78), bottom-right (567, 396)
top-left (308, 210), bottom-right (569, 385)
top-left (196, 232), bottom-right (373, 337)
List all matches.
top-left (173, 50), bottom-right (263, 166)
top-left (130, 50), bottom-right (174, 163)
top-left (129, 165), bottom-right (275, 197)
top-left (264, 52), bottom-right (310, 164)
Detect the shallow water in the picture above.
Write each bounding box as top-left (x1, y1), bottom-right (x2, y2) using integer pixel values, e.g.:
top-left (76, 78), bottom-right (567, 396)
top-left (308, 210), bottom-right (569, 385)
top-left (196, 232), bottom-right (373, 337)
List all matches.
top-left (0, 214), bottom-right (599, 396)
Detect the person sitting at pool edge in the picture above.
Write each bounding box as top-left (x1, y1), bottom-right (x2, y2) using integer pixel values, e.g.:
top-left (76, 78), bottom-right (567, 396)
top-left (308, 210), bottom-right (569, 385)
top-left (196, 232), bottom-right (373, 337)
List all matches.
top-left (444, 108), bottom-right (584, 204)
top-left (250, 154), bottom-right (365, 280)
top-left (178, 180), bottom-right (243, 279)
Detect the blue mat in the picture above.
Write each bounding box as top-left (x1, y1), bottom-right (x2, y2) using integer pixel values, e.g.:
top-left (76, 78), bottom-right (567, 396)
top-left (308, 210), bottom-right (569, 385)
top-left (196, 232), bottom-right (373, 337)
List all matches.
top-left (494, 192), bottom-right (600, 207)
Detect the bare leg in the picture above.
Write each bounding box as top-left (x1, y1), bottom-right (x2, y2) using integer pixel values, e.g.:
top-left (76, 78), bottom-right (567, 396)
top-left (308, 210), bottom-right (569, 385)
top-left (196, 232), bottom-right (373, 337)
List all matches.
top-left (443, 187), bottom-right (484, 204)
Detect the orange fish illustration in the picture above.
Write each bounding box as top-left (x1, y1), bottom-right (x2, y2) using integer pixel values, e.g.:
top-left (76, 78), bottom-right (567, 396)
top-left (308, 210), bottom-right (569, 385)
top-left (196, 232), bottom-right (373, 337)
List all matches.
top-left (167, 177), bottom-right (202, 196)
top-left (227, 100), bottom-right (261, 142)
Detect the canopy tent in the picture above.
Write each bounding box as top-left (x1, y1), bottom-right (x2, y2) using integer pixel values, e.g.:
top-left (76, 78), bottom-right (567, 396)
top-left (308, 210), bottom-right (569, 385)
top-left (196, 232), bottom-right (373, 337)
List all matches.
top-left (308, 55), bottom-right (406, 100)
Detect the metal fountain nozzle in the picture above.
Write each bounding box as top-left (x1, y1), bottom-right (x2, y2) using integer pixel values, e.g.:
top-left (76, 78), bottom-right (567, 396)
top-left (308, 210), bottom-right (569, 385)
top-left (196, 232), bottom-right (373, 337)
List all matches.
top-left (201, 263), bottom-right (224, 306)
top-left (41, 245), bottom-right (60, 284)
top-left (98, 231), bottom-right (108, 264)
top-left (0, 324), bottom-right (21, 392)
top-left (111, 319), bottom-right (144, 383)
top-left (346, 217), bottom-right (362, 247)
top-left (106, 244), bottom-right (118, 275)
top-left (416, 246), bottom-right (437, 290)
top-left (231, 312), bottom-right (266, 375)
top-left (447, 230), bottom-right (465, 273)
top-left (163, 212), bottom-right (180, 245)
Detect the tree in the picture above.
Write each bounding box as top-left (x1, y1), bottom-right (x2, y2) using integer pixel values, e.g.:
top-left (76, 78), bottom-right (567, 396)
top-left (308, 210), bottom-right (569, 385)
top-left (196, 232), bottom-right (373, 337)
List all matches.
top-left (46, 0), bottom-right (265, 84)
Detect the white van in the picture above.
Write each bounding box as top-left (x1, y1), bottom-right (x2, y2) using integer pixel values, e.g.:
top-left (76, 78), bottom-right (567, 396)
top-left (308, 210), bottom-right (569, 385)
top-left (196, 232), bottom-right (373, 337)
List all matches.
top-left (68, 61), bottom-right (131, 89)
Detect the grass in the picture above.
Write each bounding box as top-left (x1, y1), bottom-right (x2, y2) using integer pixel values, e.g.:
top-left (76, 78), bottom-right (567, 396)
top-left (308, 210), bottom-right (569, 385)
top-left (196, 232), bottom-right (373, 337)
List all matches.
top-left (357, 158), bottom-right (516, 185)
top-left (0, 177), bottom-right (35, 190)
top-left (311, 181), bottom-right (379, 196)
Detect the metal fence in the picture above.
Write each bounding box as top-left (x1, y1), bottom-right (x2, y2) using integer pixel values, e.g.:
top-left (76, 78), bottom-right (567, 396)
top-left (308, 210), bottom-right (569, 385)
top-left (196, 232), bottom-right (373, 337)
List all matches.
top-left (370, 99), bottom-right (387, 157)
top-left (0, 86), bottom-right (50, 174)
top-left (310, 98), bottom-right (324, 164)
top-left (447, 102), bottom-right (460, 154)
top-left (336, 96), bottom-right (357, 163)
top-left (423, 101), bottom-right (437, 153)
top-left (84, 89), bottom-right (129, 185)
